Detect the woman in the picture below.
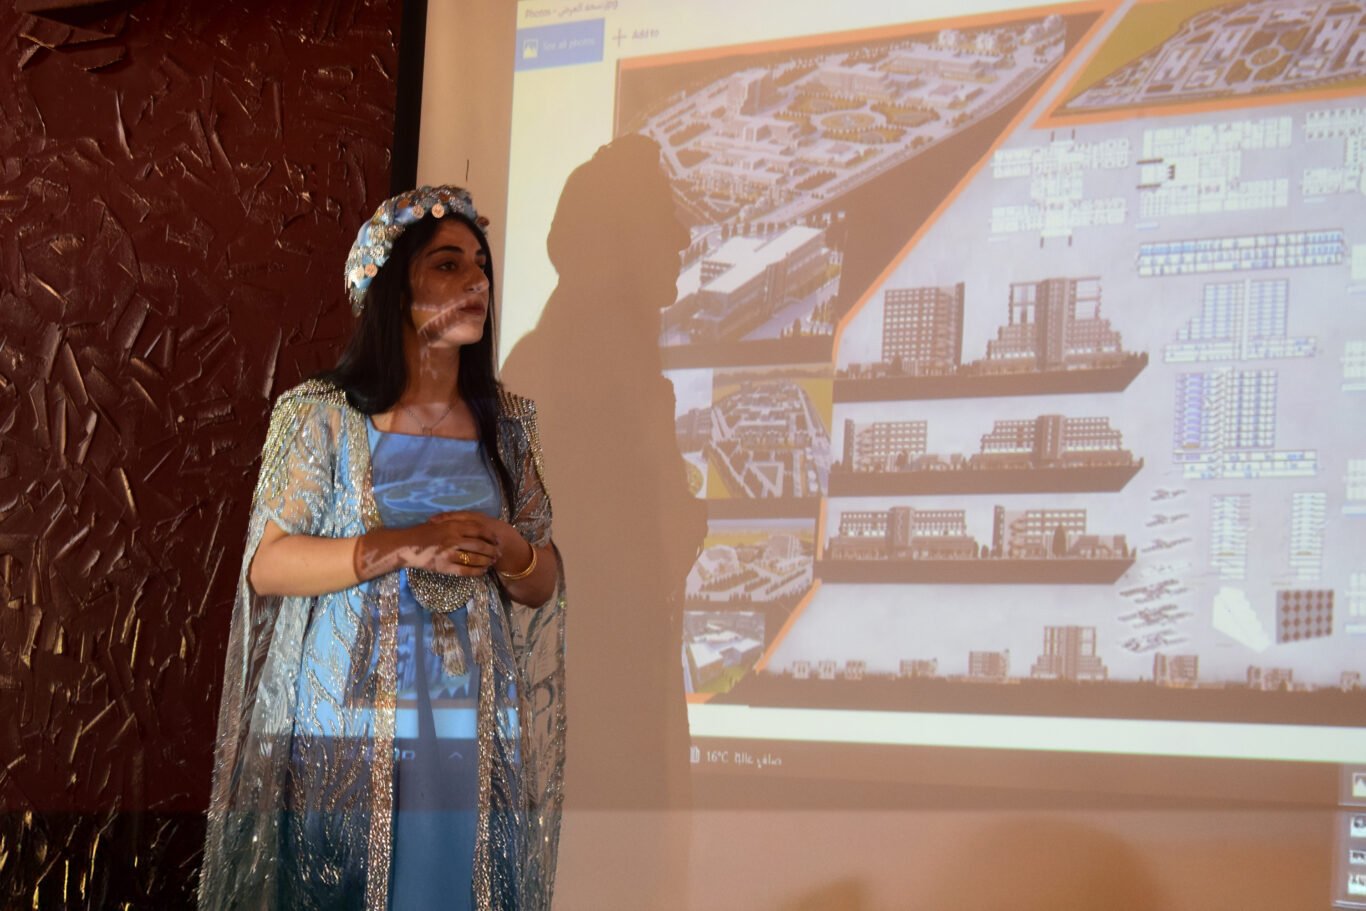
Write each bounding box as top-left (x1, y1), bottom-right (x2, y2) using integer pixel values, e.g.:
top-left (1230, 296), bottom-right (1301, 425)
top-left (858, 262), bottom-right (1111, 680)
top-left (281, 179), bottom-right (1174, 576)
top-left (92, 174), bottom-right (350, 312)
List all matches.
top-left (198, 187), bottom-right (565, 911)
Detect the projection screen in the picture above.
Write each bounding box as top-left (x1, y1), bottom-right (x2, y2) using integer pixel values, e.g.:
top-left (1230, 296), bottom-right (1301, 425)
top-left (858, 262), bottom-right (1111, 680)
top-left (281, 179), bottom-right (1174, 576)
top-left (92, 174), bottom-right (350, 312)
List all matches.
top-left (417, 0), bottom-right (1366, 906)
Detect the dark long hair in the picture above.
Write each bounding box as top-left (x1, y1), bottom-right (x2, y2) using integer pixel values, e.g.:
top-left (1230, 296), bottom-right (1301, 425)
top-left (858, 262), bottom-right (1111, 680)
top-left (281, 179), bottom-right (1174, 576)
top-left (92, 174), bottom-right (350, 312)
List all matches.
top-left (316, 213), bottom-right (517, 513)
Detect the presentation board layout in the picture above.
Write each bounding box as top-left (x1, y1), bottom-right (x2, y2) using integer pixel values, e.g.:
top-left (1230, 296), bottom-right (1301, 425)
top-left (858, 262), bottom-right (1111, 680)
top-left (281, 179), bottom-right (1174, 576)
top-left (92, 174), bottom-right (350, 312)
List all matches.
top-left (502, 0), bottom-right (1366, 772)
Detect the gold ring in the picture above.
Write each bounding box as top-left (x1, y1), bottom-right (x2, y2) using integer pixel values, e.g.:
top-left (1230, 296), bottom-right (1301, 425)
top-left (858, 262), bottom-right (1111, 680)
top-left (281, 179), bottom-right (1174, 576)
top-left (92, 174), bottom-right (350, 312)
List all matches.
top-left (456, 551), bottom-right (471, 565)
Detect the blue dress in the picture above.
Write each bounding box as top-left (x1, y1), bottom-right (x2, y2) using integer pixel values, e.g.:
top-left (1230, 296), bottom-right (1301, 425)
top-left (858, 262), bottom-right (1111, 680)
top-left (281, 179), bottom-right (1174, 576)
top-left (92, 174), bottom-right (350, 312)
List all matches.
top-left (365, 418), bottom-right (512, 911)
top-left (203, 380), bottom-right (562, 911)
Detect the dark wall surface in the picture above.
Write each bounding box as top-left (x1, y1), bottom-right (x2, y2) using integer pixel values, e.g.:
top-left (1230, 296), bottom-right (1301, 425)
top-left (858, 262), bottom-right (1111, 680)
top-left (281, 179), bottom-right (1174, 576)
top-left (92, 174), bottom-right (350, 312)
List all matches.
top-left (0, 1), bottom-right (401, 905)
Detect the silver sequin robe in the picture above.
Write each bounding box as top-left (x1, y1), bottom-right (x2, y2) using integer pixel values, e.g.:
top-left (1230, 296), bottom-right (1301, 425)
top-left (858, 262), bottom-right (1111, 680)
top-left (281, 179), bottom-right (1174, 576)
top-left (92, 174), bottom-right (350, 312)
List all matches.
top-left (198, 378), bottom-right (565, 910)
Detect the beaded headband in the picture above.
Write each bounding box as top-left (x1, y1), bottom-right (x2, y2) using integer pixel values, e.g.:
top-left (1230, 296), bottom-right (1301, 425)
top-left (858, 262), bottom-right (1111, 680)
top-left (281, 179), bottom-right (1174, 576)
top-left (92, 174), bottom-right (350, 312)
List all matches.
top-left (344, 185), bottom-right (490, 314)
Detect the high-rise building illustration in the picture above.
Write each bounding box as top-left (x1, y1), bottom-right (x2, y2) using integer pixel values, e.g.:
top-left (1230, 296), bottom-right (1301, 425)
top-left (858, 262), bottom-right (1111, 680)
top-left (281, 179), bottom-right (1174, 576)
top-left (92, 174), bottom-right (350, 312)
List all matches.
top-left (968, 650), bottom-right (1010, 680)
top-left (835, 508), bottom-right (972, 540)
top-left (899, 659), bottom-right (938, 679)
top-left (984, 277), bottom-right (1123, 371)
top-left (1276, 589), bottom-right (1334, 644)
top-left (881, 283), bottom-right (964, 373)
top-left (1289, 492), bottom-right (1327, 582)
top-left (839, 276), bottom-right (1146, 398)
top-left (1030, 626), bottom-right (1108, 681)
top-left (830, 412), bottom-right (1141, 495)
top-left (977, 414), bottom-right (1126, 467)
top-left (887, 506), bottom-right (969, 543)
top-left (836, 510), bottom-right (892, 540)
top-left (842, 419), bottom-right (928, 471)
top-left (1164, 279), bottom-right (1315, 362)
top-left (1247, 666), bottom-right (1295, 691)
top-left (1172, 367), bottom-right (1316, 479)
top-left (828, 507), bottom-right (975, 559)
top-left (1209, 494), bottom-right (1251, 579)
top-left (822, 506), bottom-right (1132, 582)
top-left (1153, 653), bottom-right (1199, 687)
top-left (992, 506), bottom-right (1087, 558)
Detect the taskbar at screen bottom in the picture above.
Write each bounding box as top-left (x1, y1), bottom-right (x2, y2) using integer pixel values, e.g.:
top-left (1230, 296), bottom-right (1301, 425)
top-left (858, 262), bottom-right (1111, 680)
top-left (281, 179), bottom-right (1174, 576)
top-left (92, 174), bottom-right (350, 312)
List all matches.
top-left (685, 706), bottom-right (1353, 810)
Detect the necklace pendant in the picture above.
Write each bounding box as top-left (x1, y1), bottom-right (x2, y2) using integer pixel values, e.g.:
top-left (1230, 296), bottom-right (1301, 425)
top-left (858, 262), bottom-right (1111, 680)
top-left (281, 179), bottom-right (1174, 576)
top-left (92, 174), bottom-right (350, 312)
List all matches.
top-left (401, 399), bottom-right (454, 436)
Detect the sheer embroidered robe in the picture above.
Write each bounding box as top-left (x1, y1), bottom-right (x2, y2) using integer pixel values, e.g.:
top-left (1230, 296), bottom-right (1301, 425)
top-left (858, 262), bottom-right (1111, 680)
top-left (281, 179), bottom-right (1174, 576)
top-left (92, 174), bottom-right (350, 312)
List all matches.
top-left (198, 379), bottom-right (565, 911)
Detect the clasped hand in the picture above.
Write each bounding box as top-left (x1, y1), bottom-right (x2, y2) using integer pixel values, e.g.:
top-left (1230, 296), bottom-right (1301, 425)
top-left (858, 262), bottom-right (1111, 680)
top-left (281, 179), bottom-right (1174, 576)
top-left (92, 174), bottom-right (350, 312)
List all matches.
top-left (401, 511), bottom-right (516, 576)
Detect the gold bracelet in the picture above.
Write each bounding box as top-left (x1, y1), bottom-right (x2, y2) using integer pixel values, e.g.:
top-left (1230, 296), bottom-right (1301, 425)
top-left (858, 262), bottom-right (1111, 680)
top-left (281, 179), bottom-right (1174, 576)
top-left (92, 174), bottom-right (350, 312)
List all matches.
top-left (497, 544), bottom-right (537, 581)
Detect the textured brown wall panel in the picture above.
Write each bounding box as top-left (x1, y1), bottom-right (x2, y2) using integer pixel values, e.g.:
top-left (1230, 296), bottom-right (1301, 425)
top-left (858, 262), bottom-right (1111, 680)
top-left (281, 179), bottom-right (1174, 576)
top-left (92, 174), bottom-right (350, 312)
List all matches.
top-left (0, 1), bottom-right (401, 905)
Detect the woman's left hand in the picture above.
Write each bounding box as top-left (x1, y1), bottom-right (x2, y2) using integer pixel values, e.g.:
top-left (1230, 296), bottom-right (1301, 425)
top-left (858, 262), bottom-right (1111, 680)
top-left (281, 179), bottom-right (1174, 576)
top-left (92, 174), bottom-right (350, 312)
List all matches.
top-left (425, 511), bottom-right (555, 604)
top-left (426, 511), bottom-right (534, 577)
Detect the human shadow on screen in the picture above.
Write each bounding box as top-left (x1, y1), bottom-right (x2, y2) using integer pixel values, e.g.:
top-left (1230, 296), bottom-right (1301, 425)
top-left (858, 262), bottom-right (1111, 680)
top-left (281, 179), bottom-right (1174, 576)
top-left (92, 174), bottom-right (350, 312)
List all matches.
top-left (501, 133), bottom-right (707, 906)
top-left (776, 878), bottom-right (869, 911)
top-left (920, 817), bottom-right (1162, 911)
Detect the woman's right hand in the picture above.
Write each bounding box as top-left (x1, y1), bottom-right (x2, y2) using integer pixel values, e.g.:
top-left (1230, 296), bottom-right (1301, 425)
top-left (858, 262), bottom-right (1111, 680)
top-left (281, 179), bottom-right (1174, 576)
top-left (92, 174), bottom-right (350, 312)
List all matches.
top-left (398, 513), bottom-right (502, 576)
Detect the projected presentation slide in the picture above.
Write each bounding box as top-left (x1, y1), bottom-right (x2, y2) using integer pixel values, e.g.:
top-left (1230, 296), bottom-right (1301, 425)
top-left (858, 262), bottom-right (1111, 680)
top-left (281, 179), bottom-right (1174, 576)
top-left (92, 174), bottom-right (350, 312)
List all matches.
top-left (504, 0), bottom-right (1366, 771)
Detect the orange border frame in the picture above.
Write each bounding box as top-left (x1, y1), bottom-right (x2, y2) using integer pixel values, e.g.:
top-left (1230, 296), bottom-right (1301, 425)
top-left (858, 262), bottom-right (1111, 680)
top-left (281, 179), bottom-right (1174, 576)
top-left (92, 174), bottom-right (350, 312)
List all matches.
top-left (618, 2), bottom-right (1103, 71)
top-left (613, 0), bottom-right (1114, 357)
top-left (826, 3), bottom-right (1110, 349)
top-left (620, 2), bottom-right (1116, 684)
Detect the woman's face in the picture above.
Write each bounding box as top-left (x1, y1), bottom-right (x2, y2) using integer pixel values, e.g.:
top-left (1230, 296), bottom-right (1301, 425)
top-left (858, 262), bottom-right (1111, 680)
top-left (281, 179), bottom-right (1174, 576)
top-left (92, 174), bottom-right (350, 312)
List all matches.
top-left (406, 218), bottom-right (490, 349)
